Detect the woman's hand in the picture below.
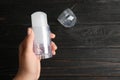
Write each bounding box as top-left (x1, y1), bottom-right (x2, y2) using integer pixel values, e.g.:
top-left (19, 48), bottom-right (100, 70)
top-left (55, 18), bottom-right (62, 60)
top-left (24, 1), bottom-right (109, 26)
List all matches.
top-left (13, 28), bottom-right (57, 80)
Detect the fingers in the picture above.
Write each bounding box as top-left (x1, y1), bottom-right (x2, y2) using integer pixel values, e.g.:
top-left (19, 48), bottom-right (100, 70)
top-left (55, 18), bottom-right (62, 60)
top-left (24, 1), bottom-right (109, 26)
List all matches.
top-left (19, 28), bottom-right (57, 57)
top-left (51, 41), bottom-right (57, 55)
top-left (50, 33), bottom-right (55, 39)
top-left (51, 33), bottom-right (57, 55)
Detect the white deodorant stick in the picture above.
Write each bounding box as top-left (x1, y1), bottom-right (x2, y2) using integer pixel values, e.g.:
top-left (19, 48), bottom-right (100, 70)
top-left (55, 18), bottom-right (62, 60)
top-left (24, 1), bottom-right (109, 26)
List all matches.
top-left (31, 11), bottom-right (52, 59)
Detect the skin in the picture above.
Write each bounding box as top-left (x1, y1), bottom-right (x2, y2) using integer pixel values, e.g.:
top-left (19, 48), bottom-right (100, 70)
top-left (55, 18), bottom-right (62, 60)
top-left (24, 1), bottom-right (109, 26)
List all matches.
top-left (13, 28), bottom-right (57, 80)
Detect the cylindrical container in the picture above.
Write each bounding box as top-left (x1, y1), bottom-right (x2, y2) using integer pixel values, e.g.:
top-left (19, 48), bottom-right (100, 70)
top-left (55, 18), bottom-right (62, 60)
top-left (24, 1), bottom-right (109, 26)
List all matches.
top-left (31, 11), bottom-right (52, 59)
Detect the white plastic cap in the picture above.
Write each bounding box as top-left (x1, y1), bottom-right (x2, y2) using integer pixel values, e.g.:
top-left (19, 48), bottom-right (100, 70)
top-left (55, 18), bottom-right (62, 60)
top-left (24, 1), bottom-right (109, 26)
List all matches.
top-left (31, 11), bottom-right (48, 27)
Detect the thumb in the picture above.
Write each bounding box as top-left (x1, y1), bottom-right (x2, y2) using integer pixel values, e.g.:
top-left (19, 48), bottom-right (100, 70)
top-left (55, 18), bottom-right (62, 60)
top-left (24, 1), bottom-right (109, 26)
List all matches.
top-left (25, 27), bottom-right (34, 51)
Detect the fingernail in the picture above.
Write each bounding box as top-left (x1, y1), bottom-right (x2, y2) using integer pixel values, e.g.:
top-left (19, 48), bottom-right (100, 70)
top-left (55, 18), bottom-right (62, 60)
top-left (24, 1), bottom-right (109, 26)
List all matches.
top-left (52, 51), bottom-right (56, 55)
top-left (27, 28), bottom-right (32, 35)
top-left (55, 46), bottom-right (58, 50)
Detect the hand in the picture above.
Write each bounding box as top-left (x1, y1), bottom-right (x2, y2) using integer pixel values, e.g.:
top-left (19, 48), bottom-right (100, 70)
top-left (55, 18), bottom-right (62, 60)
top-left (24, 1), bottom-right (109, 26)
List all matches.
top-left (13, 28), bottom-right (57, 80)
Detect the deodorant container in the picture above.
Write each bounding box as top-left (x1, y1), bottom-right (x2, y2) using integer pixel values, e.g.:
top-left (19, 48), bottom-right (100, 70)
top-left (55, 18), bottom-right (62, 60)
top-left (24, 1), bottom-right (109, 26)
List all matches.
top-left (31, 11), bottom-right (52, 59)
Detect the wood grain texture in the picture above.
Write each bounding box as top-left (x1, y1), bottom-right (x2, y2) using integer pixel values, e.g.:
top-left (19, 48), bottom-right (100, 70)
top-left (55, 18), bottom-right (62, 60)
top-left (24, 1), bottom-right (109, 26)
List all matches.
top-left (1, 0), bottom-right (120, 80)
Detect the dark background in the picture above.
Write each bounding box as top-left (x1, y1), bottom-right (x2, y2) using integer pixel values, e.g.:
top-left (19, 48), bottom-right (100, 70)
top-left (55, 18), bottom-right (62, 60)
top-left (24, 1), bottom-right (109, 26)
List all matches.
top-left (1, 0), bottom-right (120, 80)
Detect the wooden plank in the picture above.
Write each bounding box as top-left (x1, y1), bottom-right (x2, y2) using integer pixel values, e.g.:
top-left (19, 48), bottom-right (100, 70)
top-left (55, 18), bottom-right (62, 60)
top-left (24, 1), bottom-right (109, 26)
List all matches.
top-left (1, 48), bottom-right (120, 77)
top-left (0, 0), bottom-right (120, 25)
top-left (1, 0), bottom-right (120, 80)
top-left (1, 24), bottom-right (120, 48)
top-left (40, 48), bottom-right (120, 77)
top-left (40, 77), bottom-right (120, 80)
top-left (59, 24), bottom-right (120, 47)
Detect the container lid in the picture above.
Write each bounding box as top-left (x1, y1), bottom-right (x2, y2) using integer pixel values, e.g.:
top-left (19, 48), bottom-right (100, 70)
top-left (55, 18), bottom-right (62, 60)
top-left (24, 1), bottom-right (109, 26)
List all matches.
top-left (31, 11), bottom-right (48, 27)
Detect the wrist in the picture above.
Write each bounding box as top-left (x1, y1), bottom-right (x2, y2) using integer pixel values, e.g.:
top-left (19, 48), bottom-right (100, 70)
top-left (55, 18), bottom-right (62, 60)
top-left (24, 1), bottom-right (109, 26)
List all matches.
top-left (13, 70), bottom-right (38, 80)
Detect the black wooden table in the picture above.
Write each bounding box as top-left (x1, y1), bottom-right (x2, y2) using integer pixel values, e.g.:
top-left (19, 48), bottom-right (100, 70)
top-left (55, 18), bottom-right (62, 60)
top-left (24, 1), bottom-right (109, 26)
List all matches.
top-left (1, 0), bottom-right (120, 80)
